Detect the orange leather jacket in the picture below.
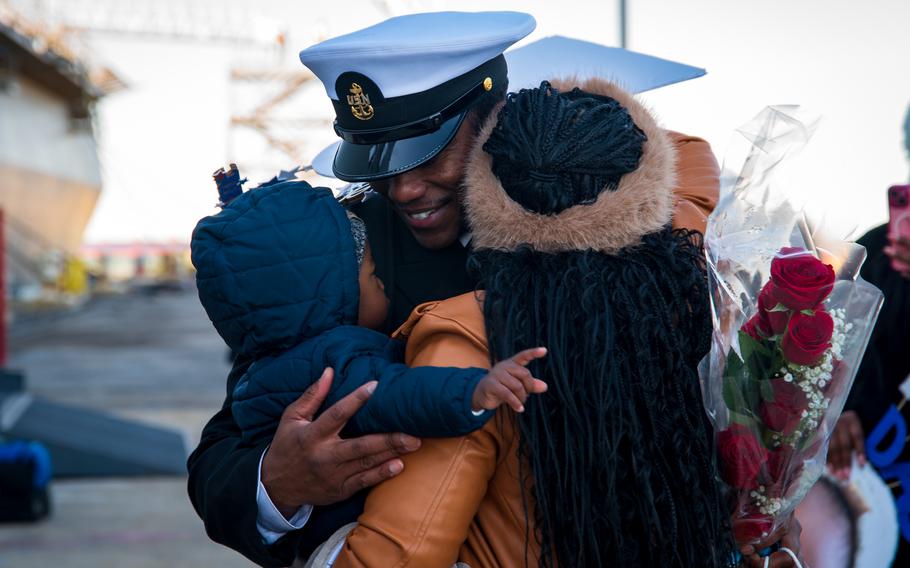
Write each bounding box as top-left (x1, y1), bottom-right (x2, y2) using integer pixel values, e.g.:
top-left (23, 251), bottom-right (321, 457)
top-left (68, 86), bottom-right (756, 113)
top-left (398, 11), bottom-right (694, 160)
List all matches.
top-left (666, 132), bottom-right (721, 235)
top-left (333, 132), bottom-right (720, 568)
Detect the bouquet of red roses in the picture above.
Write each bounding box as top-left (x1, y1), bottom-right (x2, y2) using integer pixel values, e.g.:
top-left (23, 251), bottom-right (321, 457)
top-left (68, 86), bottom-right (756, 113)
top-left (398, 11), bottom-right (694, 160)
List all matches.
top-left (701, 106), bottom-right (884, 546)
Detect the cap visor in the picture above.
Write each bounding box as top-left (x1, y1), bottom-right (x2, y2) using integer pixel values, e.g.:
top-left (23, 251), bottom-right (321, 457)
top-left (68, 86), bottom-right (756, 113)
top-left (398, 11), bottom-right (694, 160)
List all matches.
top-left (310, 141), bottom-right (340, 178)
top-left (332, 111), bottom-right (466, 182)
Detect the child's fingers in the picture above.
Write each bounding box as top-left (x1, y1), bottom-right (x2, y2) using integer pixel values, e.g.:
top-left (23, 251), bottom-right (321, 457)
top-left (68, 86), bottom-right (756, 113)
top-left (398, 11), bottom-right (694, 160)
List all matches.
top-left (495, 383), bottom-right (525, 412)
top-left (506, 363), bottom-right (533, 384)
top-left (493, 372), bottom-right (528, 405)
top-left (509, 347), bottom-right (548, 367)
top-left (506, 364), bottom-right (547, 394)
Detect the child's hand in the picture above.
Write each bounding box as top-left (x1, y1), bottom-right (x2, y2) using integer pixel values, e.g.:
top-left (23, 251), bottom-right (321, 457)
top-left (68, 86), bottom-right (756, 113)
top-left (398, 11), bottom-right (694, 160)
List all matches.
top-left (472, 347), bottom-right (548, 413)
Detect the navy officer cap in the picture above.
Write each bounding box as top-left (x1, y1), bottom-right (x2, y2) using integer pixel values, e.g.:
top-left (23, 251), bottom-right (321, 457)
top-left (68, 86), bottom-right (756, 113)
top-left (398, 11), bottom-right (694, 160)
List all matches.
top-left (299, 11), bottom-right (536, 182)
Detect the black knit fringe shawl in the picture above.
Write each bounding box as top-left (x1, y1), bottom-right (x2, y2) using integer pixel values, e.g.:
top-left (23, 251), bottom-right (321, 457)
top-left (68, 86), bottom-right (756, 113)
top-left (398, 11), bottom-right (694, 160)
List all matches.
top-left (469, 229), bottom-right (735, 568)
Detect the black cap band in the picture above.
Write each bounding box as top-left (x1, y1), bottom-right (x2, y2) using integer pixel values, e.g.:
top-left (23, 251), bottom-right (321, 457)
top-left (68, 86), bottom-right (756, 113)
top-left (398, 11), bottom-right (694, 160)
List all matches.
top-left (332, 55), bottom-right (506, 145)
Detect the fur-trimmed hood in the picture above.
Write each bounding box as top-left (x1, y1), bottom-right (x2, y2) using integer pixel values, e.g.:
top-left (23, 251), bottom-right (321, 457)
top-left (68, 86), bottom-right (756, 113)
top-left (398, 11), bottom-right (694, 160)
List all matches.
top-left (463, 78), bottom-right (676, 254)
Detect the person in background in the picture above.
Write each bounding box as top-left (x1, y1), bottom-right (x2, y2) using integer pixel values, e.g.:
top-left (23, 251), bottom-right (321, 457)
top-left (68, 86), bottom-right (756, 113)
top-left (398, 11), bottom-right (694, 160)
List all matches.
top-left (803, 221), bottom-right (909, 567)
top-left (807, 105), bottom-right (910, 567)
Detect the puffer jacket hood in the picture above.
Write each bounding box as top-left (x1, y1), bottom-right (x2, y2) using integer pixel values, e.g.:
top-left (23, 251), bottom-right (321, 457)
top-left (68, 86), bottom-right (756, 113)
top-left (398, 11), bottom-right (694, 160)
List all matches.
top-left (192, 181), bottom-right (360, 358)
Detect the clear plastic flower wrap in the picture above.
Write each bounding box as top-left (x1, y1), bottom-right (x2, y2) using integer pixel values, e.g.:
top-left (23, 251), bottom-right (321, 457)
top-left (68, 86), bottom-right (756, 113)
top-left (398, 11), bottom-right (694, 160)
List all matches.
top-left (700, 106), bottom-right (885, 545)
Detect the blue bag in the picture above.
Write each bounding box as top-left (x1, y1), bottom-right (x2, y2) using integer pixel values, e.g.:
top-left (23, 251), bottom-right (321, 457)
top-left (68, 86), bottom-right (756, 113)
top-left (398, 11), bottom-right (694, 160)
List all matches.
top-left (0, 440), bottom-right (52, 522)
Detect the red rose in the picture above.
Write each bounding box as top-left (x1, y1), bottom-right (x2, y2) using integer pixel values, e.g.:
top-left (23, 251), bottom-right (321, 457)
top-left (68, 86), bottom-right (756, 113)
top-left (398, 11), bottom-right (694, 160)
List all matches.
top-left (742, 314), bottom-right (772, 341)
top-left (766, 445), bottom-right (795, 481)
top-left (758, 283), bottom-right (790, 335)
top-left (717, 424), bottom-right (769, 489)
top-left (759, 379), bottom-right (809, 435)
top-left (781, 310), bottom-right (834, 366)
top-left (763, 444), bottom-right (803, 497)
top-left (769, 248), bottom-right (836, 311)
top-left (732, 513), bottom-right (774, 545)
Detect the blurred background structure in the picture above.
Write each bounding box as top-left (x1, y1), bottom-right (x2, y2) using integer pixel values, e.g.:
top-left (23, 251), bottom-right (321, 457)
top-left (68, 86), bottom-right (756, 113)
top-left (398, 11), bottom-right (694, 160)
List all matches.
top-left (0, 1), bottom-right (109, 304)
top-left (0, 0), bottom-right (908, 566)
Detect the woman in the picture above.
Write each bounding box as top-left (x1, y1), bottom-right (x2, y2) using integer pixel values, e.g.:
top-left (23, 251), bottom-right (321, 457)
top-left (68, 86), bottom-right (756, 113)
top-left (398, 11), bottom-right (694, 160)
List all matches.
top-left (332, 79), bottom-right (735, 567)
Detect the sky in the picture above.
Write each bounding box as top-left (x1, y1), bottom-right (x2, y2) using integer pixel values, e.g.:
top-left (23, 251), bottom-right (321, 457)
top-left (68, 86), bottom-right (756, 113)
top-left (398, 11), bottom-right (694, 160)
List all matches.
top-left (65, 0), bottom-right (910, 244)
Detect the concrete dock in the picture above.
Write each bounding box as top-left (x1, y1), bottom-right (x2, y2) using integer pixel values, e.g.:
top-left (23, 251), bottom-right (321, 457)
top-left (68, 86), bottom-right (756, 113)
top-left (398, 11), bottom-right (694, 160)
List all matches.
top-left (0, 286), bottom-right (257, 567)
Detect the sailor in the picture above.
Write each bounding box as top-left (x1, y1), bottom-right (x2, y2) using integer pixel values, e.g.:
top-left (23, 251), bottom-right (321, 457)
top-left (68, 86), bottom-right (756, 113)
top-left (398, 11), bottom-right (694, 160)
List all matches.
top-left (188, 12), bottom-right (536, 567)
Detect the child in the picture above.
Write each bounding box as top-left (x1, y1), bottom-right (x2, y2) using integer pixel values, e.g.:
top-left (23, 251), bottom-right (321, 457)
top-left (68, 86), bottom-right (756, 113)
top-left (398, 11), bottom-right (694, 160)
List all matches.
top-left (191, 179), bottom-right (547, 444)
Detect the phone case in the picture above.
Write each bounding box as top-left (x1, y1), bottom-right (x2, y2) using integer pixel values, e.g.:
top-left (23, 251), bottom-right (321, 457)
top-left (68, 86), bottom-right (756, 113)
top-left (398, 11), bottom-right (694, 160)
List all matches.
top-left (888, 184), bottom-right (910, 272)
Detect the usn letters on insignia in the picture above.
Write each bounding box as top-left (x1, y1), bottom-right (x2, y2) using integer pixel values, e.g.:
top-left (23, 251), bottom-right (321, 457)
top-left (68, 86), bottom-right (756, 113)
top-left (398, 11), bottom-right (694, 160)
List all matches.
top-left (347, 83), bottom-right (374, 121)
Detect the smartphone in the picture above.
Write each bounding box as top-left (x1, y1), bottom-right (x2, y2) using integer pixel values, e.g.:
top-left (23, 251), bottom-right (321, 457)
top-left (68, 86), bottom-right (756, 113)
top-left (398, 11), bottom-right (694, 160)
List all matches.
top-left (888, 184), bottom-right (910, 272)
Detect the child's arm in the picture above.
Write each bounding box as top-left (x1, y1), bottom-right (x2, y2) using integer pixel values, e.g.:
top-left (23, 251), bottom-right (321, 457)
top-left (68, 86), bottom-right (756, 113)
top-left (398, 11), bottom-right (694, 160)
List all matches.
top-left (232, 327), bottom-right (546, 442)
top-left (320, 329), bottom-right (547, 438)
top-left (330, 356), bottom-right (489, 437)
top-left (230, 328), bottom-right (404, 443)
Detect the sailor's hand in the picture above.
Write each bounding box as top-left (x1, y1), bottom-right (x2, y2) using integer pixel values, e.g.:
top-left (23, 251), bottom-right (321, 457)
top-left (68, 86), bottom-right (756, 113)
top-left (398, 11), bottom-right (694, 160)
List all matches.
top-left (261, 368), bottom-right (421, 518)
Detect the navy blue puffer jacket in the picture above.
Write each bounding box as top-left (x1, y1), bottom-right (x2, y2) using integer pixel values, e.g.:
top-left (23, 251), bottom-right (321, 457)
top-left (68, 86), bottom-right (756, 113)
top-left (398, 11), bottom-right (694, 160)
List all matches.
top-left (192, 181), bottom-right (489, 442)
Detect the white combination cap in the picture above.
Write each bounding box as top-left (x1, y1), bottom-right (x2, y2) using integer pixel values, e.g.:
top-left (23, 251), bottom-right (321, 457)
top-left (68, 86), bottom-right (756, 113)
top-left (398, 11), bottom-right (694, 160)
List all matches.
top-left (299, 11), bottom-right (535, 182)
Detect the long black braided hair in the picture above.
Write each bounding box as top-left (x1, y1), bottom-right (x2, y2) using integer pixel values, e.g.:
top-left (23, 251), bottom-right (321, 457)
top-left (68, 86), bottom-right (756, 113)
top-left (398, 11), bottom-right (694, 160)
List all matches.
top-left (468, 83), bottom-right (734, 567)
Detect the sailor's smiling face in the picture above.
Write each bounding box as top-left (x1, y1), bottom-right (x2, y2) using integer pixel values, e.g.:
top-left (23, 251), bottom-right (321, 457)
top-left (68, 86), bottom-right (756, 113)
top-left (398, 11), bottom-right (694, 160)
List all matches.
top-left (367, 118), bottom-right (475, 250)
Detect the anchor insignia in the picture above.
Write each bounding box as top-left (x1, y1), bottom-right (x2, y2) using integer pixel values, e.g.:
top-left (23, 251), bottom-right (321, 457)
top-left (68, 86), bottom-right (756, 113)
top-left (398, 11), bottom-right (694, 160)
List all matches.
top-left (347, 83), bottom-right (374, 121)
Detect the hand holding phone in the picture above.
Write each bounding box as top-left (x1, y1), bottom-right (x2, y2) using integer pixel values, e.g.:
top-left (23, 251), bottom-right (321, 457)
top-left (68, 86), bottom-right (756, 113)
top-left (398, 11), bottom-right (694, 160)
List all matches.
top-left (887, 184), bottom-right (910, 273)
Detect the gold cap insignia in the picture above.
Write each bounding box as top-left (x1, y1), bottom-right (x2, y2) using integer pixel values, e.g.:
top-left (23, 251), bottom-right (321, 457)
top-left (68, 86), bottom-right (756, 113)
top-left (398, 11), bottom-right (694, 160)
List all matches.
top-left (483, 77), bottom-right (493, 92)
top-left (347, 83), bottom-right (374, 121)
